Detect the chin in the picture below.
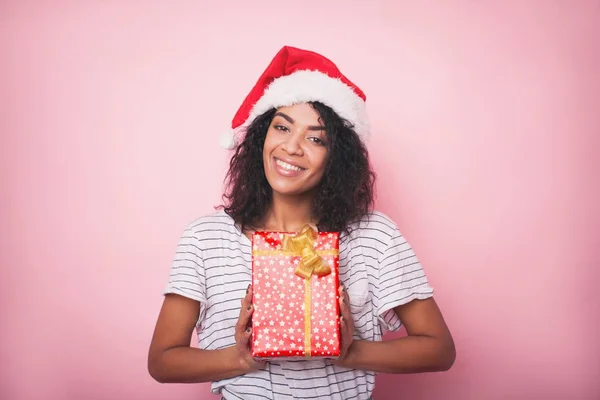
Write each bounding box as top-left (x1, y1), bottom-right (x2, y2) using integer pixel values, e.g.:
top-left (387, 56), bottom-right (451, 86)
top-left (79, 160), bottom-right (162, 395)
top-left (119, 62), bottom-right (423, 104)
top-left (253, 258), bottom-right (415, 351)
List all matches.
top-left (270, 185), bottom-right (305, 197)
top-left (268, 180), bottom-right (317, 198)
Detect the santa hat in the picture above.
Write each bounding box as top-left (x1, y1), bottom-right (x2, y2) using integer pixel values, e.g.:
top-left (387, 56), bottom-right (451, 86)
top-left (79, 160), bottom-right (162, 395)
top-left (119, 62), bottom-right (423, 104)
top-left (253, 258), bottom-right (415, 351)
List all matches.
top-left (220, 46), bottom-right (370, 149)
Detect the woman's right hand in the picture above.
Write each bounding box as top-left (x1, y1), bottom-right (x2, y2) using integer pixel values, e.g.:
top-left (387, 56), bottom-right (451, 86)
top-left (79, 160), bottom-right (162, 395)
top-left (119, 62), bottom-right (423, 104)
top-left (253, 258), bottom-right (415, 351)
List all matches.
top-left (235, 284), bottom-right (265, 371)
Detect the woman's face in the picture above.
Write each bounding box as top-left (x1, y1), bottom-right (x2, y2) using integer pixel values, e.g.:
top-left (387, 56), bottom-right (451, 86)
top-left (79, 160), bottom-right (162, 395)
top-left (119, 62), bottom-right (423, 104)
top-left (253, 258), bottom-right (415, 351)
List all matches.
top-left (262, 103), bottom-right (329, 198)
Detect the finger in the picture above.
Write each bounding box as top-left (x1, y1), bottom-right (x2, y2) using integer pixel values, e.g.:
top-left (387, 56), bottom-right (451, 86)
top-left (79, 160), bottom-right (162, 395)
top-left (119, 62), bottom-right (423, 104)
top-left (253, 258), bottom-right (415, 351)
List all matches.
top-left (338, 291), bottom-right (353, 334)
top-left (338, 285), bottom-right (344, 311)
top-left (338, 284), bottom-right (350, 302)
top-left (339, 303), bottom-right (352, 329)
top-left (251, 357), bottom-right (267, 370)
top-left (241, 326), bottom-right (252, 345)
top-left (340, 315), bottom-right (352, 337)
top-left (338, 286), bottom-right (350, 314)
top-left (236, 327), bottom-right (253, 355)
top-left (243, 283), bottom-right (253, 304)
top-left (343, 286), bottom-right (350, 305)
top-left (236, 285), bottom-right (254, 333)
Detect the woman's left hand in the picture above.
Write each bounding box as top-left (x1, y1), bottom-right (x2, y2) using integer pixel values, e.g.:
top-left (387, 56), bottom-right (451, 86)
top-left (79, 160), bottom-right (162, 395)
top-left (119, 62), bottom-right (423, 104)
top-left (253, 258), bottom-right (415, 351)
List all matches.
top-left (334, 284), bottom-right (354, 364)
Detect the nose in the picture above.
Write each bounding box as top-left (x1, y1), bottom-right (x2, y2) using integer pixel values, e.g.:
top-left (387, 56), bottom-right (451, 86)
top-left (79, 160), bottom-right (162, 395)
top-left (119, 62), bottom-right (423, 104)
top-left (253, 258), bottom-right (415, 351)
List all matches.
top-left (280, 133), bottom-right (304, 156)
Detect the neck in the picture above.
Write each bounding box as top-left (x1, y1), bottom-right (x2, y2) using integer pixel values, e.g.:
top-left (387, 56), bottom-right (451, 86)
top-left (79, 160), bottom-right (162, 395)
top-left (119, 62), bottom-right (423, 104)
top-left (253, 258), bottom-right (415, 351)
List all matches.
top-left (262, 191), bottom-right (316, 232)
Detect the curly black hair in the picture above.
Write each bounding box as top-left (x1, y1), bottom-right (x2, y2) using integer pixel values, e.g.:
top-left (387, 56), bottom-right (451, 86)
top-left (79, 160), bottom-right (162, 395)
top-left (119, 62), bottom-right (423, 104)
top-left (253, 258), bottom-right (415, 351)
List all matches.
top-left (220, 101), bottom-right (376, 234)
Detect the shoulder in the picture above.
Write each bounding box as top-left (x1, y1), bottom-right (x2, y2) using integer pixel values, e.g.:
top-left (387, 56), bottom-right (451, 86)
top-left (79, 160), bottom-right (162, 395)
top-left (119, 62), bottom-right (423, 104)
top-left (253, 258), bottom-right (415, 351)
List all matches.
top-left (348, 210), bottom-right (402, 240)
top-left (175, 211), bottom-right (247, 255)
top-left (183, 210), bottom-right (238, 236)
top-left (339, 211), bottom-right (403, 258)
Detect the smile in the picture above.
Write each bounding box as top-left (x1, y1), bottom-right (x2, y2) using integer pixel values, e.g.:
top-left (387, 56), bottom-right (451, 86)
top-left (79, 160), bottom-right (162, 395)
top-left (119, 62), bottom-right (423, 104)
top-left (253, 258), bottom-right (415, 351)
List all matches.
top-left (275, 158), bottom-right (305, 172)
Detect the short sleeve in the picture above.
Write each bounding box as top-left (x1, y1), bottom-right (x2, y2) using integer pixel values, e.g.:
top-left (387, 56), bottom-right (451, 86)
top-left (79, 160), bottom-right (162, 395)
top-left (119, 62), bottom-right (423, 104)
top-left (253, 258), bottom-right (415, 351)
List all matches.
top-left (376, 224), bottom-right (434, 332)
top-left (163, 225), bottom-right (207, 308)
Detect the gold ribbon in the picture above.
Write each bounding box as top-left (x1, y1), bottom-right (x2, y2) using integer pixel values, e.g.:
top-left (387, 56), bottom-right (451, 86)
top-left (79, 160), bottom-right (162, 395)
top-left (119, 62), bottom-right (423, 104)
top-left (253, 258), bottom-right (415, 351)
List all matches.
top-left (281, 224), bottom-right (333, 358)
top-left (281, 224), bottom-right (332, 280)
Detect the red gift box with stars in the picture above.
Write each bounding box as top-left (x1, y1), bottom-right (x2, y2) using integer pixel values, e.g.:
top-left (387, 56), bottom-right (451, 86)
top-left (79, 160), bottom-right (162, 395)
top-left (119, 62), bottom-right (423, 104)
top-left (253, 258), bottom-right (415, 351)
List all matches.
top-left (251, 225), bottom-right (341, 360)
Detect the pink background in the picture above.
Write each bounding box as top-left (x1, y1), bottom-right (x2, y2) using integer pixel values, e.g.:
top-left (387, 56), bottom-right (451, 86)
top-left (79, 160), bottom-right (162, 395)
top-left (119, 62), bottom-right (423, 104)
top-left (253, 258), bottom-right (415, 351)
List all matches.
top-left (2, 1), bottom-right (599, 399)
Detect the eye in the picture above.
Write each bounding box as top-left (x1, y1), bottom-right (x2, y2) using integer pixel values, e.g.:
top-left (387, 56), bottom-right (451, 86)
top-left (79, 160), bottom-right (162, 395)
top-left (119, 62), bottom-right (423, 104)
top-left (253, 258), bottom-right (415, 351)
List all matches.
top-left (308, 137), bottom-right (327, 146)
top-left (274, 125), bottom-right (290, 133)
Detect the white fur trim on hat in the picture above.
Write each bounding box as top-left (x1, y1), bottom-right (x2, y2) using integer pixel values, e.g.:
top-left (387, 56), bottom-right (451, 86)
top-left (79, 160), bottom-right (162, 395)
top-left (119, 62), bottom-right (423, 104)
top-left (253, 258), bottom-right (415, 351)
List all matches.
top-left (246, 70), bottom-right (370, 142)
top-left (220, 130), bottom-right (237, 149)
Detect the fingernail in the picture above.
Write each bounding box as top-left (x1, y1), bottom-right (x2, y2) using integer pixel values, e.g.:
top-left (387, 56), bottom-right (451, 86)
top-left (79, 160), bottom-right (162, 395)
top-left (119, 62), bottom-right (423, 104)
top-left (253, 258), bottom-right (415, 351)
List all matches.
top-left (245, 327), bottom-right (251, 334)
top-left (340, 316), bottom-right (344, 322)
top-left (247, 305), bottom-right (252, 311)
top-left (246, 284), bottom-right (251, 294)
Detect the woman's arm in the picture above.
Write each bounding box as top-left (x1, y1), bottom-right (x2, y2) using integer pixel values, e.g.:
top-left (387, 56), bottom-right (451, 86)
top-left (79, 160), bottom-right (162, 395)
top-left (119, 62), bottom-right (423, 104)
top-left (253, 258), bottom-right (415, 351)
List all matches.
top-left (333, 292), bottom-right (455, 374)
top-left (148, 287), bottom-right (263, 383)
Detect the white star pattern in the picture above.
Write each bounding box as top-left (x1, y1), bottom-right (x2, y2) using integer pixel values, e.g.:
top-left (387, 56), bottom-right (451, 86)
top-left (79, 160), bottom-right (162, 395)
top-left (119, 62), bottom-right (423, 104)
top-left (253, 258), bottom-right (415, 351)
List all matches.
top-left (251, 231), bottom-right (341, 358)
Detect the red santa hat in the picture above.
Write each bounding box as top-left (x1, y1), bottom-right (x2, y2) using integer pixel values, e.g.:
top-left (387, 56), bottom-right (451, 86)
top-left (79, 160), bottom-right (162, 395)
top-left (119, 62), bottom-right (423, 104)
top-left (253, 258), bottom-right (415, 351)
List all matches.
top-left (220, 46), bottom-right (370, 149)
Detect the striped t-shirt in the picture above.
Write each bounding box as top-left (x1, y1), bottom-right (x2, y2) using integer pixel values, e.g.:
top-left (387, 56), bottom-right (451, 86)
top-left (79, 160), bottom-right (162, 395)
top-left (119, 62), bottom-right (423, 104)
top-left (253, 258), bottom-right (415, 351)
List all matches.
top-left (164, 210), bottom-right (434, 400)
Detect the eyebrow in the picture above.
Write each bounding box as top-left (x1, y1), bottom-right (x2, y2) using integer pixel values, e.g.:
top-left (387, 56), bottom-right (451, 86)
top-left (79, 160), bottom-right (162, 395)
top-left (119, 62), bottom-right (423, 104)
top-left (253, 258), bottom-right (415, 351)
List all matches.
top-left (274, 112), bottom-right (325, 131)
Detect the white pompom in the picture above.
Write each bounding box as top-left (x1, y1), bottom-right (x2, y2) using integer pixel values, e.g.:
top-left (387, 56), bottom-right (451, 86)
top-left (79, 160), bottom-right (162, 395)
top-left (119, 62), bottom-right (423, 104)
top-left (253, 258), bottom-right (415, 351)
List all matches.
top-left (219, 130), bottom-right (237, 149)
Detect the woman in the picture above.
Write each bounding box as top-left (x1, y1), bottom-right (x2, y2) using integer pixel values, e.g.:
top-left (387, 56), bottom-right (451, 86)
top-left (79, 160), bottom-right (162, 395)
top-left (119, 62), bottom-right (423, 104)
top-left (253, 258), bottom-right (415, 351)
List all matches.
top-left (148, 46), bottom-right (455, 399)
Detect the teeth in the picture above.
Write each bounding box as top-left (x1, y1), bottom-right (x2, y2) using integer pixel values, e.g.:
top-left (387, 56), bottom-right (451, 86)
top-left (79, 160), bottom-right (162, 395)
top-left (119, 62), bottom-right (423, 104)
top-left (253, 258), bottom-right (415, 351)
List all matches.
top-left (276, 159), bottom-right (302, 172)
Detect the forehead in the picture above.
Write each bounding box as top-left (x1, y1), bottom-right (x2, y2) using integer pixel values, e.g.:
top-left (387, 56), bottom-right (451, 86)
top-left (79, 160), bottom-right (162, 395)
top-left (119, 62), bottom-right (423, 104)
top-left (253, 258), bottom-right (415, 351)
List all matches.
top-left (274, 103), bottom-right (322, 125)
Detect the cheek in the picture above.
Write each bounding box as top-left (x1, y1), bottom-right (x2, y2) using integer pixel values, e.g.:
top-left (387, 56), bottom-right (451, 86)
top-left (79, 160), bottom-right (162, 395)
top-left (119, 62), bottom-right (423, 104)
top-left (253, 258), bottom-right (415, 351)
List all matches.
top-left (312, 152), bottom-right (329, 177)
top-left (263, 131), bottom-right (282, 153)
top-left (262, 135), bottom-right (274, 158)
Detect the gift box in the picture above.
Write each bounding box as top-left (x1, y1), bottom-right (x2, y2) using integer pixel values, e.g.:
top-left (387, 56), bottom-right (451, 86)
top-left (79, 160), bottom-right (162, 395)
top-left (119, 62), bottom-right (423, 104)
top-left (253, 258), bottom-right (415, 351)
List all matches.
top-left (251, 224), bottom-right (341, 360)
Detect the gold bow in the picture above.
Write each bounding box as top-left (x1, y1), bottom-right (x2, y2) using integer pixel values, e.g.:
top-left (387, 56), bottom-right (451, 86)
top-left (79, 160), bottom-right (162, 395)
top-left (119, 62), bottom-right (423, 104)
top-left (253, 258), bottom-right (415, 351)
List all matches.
top-left (282, 224), bottom-right (331, 279)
